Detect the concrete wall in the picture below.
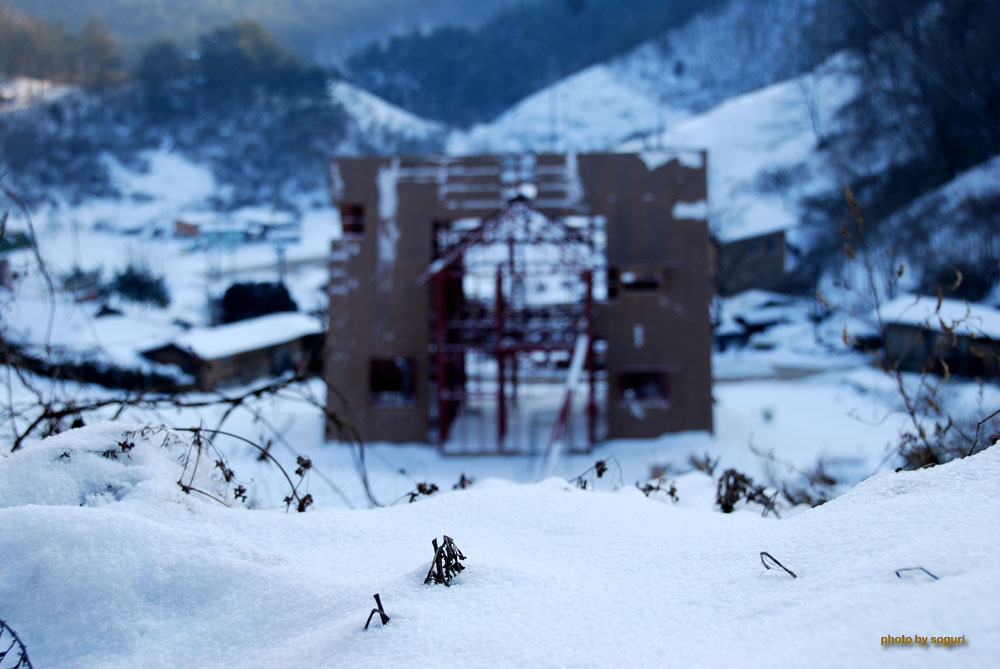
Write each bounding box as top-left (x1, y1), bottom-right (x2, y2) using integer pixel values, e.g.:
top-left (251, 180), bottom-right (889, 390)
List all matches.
top-left (579, 153), bottom-right (714, 438)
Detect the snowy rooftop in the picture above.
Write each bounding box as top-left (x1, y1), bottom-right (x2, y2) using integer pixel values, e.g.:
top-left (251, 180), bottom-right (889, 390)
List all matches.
top-left (231, 206), bottom-right (297, 225)
top-left (879, 294), bottom-right (1000, 339)
top-left (168, 312), bottom-right (323, 360)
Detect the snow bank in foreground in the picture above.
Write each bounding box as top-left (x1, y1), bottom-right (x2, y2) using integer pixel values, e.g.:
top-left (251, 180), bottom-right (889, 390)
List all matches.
top-left (0, 424), bottom-right (996, 667)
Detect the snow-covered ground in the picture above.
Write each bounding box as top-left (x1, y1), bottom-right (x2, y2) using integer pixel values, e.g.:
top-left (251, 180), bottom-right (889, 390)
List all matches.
top-left (2, 147), bottom-right (339, 336)
top-left (0, 420), bottom-right (996, 667)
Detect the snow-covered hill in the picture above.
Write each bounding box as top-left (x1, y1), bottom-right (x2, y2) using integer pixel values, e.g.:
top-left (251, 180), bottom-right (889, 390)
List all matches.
top-left (448, 0), bottom-right (823, 154)
top-left (449, 49), bottom-right (858, 253)
top-left (0, 72), bottom-right (447, 213)
top-left (330, 80), bottom-right (447, 155)
top-left (620, 53), bottom-right (857, 247)
top-left (862, 154), bottom-right (1000, 298)
top-left (444, 0), bottom-right (863, 255)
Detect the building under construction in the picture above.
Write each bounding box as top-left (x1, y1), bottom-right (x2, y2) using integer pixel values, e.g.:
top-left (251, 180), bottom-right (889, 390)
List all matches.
top-left (324, 152), bottom-right (713, 455)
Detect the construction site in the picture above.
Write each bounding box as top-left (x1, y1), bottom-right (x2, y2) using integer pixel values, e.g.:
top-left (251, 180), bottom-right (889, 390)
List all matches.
top-left (324, 152), bottom-right (714, 456)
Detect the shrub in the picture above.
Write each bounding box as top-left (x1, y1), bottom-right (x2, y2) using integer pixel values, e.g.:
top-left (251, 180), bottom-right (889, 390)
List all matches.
top-left (221, 281), bottom-right (297, 323)
top-left (61, 265), bottom-right (103, 298)
top-left (715, 468), bottom-right (779, 517)
top-left (110, 263), bottom-right (169, 307)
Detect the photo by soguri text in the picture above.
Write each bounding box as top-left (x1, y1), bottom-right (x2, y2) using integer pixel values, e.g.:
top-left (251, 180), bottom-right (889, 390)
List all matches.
top-left (881, 635), bottom-right (967, 647)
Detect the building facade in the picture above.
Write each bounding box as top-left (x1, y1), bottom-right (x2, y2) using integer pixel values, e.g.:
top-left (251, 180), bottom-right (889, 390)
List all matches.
top-left (324, 152), bottom-right (713, 453)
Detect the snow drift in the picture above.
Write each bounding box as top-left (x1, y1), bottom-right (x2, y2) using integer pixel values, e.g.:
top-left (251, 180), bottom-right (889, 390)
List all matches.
top-left (0, 423), bottom-right (996, 667)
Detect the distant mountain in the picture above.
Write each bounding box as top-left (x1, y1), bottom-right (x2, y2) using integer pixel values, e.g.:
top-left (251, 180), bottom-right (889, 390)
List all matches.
top-left (343, 0), bottom-right (730, 126)
top-left (448, 0), bottom-right (1000, 294)
top-left (448, 0), bottom-right (825, 153)
top-left (3, 0), bottom-right (517, 62)
top-left (3, 0), bottom-right (995, 300)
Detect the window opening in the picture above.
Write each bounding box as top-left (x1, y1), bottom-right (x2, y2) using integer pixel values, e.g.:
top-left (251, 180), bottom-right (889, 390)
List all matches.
top-left (340, 204), bottom-right (365, 236)
top-left (370, 357), bottom-right (416, 407)
top-left (618, 370), bottom-right (669, 403)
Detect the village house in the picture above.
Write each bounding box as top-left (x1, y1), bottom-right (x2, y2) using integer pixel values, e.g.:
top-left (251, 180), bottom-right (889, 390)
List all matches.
top-left (878, 294), bottom-right (1000, 378)
top-left (142, 312), bottom-right (323, 389)
top-left (324, 152), bottom-right (715, 454)
top-left (714, 226), bottom-right (788, 296)
top-left (0, 229), bottom-right (32, 289)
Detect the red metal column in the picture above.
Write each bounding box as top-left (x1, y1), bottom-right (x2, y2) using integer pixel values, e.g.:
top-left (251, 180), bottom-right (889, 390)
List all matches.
top-left (584, 270), bottom-right (596, 448)
top-left (434, 272), bottom-right (449, 451)
top-left (495, 265), bottom-right (506, 453)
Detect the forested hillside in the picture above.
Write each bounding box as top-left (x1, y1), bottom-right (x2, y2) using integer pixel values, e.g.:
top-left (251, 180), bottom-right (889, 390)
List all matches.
top-left (797, 0), bottom-right (1000, 293)
top-left (0, 17), bottom-right (442, 209)
top-left (0, 3), bottom-right (120, 89)
top-left (345, 0), bottom-right (728, 126)
top-left (2, 0), bottom-right (996, 270)
top-left (2, 0), bottom-right (514, 62)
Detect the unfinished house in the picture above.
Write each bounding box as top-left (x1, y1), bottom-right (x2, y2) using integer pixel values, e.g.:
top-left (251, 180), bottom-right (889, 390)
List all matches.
top-left (325, 152), bottom-right (713, 455)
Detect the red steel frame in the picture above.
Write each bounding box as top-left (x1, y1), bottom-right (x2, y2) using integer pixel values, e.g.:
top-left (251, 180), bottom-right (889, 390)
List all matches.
top-left (430, 205), bottom-right (600, 455)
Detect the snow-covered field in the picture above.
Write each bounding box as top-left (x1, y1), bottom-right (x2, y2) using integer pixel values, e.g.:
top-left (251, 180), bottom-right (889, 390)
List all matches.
top-left (1, 419), bottom-right (996, 667)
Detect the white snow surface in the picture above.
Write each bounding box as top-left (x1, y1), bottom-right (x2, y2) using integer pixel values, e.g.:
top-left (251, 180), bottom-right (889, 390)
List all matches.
top-left (1, 147), bottom-right (339, 349)
top-left (0, 76), bottom-right (74, 111)
top-left (449, 39), bottom-right (858, 249)
top-left (878, 294), bottom-right (1000, 339)
top-left (448, 63), bottom-right (673, 154)
top-left (0, 423), bottom-right (996, 667)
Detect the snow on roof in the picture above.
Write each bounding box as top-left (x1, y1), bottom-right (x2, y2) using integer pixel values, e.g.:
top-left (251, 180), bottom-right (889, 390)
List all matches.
top-left (672, 199), bottom-right (708, 220)
top-left (879, 294), bottom-right (1000, 339)
top-left (640, 150), bottom-right (705, 171)
top-left (231, 207), bottom-right (296, 225)
top-left (169, 312), bottom-right (323, 360)
top-left (719, 221), bottom-right (789, 243)
top-left (175, 212), bottom-right (217, 226)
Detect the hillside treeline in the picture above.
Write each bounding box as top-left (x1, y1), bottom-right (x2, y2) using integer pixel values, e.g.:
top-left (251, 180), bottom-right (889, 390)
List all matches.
top-left (0, 17), bottom-right (350, 208)
top-left (2, 0), bottom-right (512, 62)
top-left (798, 0), bottom-right (1000, 295)
top-left (344, 0), bottom-right (727, 126)
top-left (0, 4), bottom-right (119, 90)
top-left (0, 3), bottom-right (327, 98)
